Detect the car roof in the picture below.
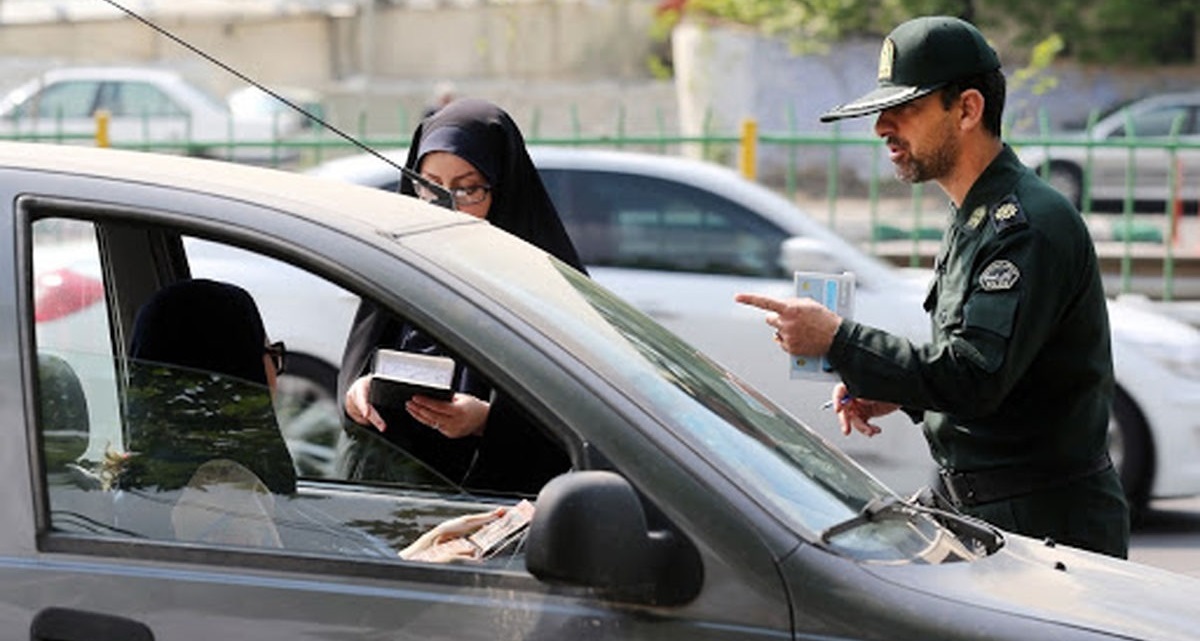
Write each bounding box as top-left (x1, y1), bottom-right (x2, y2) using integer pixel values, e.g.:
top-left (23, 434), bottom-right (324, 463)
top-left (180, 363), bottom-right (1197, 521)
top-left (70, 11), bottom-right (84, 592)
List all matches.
top-left (0, 141), bottom-right (471, 238)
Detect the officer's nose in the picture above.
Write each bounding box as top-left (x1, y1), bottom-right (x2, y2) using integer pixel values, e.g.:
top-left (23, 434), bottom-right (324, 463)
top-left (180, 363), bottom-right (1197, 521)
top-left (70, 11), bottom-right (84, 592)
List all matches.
top-left (874, 111), bottom-right (894, 138)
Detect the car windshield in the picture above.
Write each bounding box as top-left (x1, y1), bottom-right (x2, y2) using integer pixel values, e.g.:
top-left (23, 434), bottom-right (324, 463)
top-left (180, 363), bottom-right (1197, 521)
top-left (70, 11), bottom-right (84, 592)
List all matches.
top-left (415, 226), bottom-right (977, 561)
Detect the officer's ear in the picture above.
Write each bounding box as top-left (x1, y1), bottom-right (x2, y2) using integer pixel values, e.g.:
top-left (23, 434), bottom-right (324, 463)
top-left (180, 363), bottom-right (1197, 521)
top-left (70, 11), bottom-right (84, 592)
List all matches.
top-left (957, 88), bottom-right (986, 132)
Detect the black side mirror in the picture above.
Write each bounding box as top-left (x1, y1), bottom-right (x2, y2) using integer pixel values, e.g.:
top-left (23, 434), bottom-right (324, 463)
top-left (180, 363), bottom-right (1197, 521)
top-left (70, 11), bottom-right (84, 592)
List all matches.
top-left (525, 470), bottom-right (702, 606)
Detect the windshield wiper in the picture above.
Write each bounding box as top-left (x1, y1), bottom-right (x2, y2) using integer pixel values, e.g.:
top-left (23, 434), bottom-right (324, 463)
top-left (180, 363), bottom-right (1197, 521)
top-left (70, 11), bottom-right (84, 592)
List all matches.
top-left (819, 492), bottom-right (1004, 554)
top-left (820, 496), bottom-right (912, 543)
top-left (906, 488), bottom-right (1004, 554)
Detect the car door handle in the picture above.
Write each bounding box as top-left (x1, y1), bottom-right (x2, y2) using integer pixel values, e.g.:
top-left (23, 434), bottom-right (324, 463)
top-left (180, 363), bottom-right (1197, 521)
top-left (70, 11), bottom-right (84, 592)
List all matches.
top-left (31, 607), bottom-right (155, 641)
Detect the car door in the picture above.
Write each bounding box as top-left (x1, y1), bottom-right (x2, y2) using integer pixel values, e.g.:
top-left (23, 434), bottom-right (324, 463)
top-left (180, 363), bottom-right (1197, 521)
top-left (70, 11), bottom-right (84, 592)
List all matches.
top-left (540, 165), bottom-right (797, 377)
top-left (6, 177), bottom-right (793, 640)
top-left (0, 79), bottom-right (102, 141)
top-left (98, 80), bottom-right (193, 148)
top-left (1099, 102), bottom-right (1194, 202)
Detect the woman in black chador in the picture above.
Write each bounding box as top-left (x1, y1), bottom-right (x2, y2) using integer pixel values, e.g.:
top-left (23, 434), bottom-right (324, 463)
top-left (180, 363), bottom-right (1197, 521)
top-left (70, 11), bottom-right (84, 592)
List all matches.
top-left (338, 98), bottom-right (584, 495)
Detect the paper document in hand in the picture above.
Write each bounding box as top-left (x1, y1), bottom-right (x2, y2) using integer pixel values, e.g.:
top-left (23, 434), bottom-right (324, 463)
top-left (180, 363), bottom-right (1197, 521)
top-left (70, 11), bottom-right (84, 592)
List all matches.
top-left (468, 499), bottom-right (536, 557)
top-left (790, 271), bottom-right (855, 380)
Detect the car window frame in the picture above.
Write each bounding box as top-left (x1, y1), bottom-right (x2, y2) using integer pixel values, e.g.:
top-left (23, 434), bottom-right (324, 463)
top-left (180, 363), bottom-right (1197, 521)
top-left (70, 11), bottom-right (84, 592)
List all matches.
top-left (541, 166), bottom-right (792, 279)
top-left (18, 194), bottom-right (595, 586)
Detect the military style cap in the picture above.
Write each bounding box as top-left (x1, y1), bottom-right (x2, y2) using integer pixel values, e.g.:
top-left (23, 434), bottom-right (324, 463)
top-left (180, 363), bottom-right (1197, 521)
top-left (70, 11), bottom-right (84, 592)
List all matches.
top-left (820, 16), bottom-right (1000, 122)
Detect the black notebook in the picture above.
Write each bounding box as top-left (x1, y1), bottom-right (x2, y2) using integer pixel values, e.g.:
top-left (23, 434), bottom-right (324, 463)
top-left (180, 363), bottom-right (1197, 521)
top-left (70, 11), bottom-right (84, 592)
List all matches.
top-left (368, 348), bottom-right (455, 408)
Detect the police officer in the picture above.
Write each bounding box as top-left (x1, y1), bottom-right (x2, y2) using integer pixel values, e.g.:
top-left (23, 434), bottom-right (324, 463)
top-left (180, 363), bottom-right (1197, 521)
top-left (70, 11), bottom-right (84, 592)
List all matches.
top-left (736, 16), bottom-right (1130, 558)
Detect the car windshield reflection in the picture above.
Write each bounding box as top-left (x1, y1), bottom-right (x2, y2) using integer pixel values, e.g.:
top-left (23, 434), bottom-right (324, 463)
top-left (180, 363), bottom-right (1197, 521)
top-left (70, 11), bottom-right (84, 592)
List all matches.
top-left (424, 227), bottom-right (977, 562)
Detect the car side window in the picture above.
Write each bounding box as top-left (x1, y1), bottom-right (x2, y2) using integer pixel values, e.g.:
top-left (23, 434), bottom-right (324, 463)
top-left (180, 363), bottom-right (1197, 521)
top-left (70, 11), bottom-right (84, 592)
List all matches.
top-left (1110, 105), bottom-right (1191, 138)
top-left (17, 80), bottom-right (101, 119)
top-left (542, 168), bottom-right (789, 278)
top-left (31, 216), bottom-right (560, 569)
top-left (105, 81), bottom-right (187, 118)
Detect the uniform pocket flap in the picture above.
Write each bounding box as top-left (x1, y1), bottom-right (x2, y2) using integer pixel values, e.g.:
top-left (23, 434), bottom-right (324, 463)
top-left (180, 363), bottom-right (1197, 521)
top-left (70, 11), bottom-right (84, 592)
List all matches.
top-left (963, 291), bottom-right (1019, 338)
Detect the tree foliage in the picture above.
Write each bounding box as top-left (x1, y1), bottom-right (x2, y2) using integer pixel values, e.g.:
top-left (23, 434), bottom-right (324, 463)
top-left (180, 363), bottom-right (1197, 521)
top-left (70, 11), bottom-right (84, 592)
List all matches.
top-left (670, 0), bottom-right (1196, 65)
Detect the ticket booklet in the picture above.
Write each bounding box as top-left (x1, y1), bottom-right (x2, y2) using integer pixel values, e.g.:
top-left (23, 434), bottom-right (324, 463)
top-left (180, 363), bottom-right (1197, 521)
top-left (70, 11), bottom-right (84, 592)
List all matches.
top-left (790, 271), bottom-right (855, 380)
top-left (368, 348), bottom-right (455, 408)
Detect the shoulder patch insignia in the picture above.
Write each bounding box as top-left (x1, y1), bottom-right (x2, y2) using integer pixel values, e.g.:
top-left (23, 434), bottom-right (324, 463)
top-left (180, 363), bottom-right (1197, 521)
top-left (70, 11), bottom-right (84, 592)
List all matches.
top-left (989, 194), bottom-right (1027, 234)
top-left (979, 259), bottom-right (1020, 291)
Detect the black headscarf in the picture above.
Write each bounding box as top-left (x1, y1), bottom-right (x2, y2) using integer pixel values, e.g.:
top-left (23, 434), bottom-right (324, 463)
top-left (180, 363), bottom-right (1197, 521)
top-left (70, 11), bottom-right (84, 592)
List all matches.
top-left (130, 278), bottom-right (270, 386)
top-left (124, 279), bottom-right (296, 497)
top-left (400, 98), bottom-right (586, 274)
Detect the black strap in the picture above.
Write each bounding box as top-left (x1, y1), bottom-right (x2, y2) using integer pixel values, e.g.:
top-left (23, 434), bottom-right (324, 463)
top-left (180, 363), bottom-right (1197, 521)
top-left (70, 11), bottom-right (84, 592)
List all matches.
top-left (938, 455), bottom-right (1113, 508)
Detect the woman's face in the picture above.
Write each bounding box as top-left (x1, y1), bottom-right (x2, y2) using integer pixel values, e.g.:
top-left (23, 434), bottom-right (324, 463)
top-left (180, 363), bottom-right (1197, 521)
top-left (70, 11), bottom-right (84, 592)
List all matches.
top-left (418, 151), bottom-right (493, 219)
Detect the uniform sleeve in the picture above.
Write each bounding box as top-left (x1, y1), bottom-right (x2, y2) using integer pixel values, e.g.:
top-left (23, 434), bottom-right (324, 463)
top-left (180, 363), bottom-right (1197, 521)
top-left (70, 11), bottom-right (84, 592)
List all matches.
top-left (828, 220), bottom-right (1077, 419)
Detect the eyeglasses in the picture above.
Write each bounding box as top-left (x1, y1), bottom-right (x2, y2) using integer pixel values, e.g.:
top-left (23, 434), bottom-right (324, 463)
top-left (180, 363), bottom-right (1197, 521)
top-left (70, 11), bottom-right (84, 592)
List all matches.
top-left (264, 340), bottom-right (286, 375)
top-left (415, 182), bottom-right (492, 207)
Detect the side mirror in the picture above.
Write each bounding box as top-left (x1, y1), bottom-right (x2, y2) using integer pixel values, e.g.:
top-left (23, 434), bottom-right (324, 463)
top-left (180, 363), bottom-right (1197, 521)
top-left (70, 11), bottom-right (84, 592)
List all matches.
top-left (525, 471), bottom-right (701, 605)
top-left (779, 236), bottom-right (845, 274)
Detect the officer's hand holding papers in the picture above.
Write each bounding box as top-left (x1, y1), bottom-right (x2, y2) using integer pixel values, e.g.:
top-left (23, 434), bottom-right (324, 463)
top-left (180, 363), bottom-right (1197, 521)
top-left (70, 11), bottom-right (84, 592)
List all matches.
top-left (735, 271), bottom-right (898, 438)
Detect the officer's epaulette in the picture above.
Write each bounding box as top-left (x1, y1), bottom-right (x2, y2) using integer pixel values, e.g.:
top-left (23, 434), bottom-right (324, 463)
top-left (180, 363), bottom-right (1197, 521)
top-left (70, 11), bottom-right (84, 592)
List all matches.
top-left (989, 194), bottom-right (1027, 234)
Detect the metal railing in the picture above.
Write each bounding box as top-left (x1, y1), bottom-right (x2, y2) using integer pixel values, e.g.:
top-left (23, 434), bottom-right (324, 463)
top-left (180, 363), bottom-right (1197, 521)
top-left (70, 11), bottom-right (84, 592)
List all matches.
top-left (5, 107), bottom-right (1200, 299)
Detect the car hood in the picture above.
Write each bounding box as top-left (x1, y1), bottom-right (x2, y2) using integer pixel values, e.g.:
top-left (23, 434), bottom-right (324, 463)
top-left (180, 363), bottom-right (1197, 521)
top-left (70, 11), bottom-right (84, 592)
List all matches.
top-left (864, 534), bottom-right (1199, 640)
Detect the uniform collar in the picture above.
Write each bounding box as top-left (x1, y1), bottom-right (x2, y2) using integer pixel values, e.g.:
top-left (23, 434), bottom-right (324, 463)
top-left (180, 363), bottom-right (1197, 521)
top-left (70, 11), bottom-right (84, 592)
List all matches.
top-left (954, 144), bottom-right (1023, 226)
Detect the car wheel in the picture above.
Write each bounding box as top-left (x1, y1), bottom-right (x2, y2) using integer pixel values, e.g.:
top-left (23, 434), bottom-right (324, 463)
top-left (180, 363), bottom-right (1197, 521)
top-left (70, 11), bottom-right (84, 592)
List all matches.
top-left (1044, 162), bottom-right (1084, 209)
top-left (274, 353), bottom-right (343, 479)
top-left (1109, 387), bottom-right (1153, 524)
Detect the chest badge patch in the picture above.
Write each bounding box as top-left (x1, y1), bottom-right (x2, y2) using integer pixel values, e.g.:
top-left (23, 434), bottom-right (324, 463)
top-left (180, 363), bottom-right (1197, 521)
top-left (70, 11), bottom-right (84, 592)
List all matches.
top-left (979, 259), bottom-right (1020, 291)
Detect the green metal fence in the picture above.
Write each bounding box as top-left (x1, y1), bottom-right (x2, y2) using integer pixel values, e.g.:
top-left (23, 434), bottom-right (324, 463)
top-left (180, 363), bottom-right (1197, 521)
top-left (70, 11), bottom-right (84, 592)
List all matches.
top-left (6, 106), bottom-right (1200, 300)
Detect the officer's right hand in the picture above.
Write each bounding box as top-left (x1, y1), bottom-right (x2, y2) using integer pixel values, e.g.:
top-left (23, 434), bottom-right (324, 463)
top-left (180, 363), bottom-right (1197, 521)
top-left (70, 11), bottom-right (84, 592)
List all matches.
top-left (831, 383), bottom-right (899, 438)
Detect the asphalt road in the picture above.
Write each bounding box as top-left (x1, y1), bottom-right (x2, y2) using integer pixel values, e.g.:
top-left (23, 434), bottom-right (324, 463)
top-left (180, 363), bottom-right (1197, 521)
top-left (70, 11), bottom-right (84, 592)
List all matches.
top-left (1130, 496), bottom-right (1200, 579)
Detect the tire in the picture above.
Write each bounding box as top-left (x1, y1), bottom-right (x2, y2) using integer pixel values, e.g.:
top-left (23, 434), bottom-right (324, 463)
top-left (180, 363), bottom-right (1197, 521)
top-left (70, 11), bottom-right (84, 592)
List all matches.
top-left (274, 353), bottom-right (342, 479)
top-left (1043, 162), bottom-right (1084, 210)
top-left (1108, 387), bottom-right (1153, 524)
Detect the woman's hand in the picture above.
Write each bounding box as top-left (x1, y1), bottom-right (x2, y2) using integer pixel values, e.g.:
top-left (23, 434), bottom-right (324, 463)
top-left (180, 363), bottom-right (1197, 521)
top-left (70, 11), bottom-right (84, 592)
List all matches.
top-left (406, 393), bottom-right (490, 438)
top-left (344, 376), bottom-right (388, 432)
top-left (399, 507), bottom-right (505, 562)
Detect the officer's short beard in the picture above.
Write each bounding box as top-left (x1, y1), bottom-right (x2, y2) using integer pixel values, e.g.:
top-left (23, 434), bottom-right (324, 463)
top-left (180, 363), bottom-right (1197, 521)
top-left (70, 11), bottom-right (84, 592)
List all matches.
top-left (893, 117), bottom-right (959, 184)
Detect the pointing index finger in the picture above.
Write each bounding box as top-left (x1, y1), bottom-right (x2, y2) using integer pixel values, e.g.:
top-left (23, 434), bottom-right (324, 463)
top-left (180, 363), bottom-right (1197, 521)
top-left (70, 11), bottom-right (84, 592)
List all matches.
top-left (735, 293), bottom-right (787, 313)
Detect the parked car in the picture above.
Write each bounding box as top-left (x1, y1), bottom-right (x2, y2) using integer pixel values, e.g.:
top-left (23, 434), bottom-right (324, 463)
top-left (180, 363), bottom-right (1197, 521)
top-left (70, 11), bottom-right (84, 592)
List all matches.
top-left (0, 66), bottom-right (305, 163)
top-left (1017, 91), bottom-right (1200, 208)
top-left (8, 140), bottom-right (1200, 640)
top-left (308, 146), bottom-right (1200, 518)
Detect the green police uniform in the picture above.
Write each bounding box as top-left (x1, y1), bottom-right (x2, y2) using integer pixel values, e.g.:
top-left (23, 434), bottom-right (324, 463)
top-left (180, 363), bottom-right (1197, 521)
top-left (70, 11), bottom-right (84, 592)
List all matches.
top-left (827, 145), bottom-right (1130, 558)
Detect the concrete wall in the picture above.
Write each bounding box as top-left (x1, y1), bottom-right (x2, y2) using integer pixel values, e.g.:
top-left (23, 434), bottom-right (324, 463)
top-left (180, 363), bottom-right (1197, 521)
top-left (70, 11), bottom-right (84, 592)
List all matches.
top-left (0, 1), bottom-right (672, 142)
top-left (0, 1), bottom-right (658, 88)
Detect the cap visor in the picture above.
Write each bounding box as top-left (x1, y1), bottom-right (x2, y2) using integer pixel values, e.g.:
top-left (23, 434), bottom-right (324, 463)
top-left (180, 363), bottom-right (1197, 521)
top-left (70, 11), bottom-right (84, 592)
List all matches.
top-left (820, 85), bottom-right (937, 122)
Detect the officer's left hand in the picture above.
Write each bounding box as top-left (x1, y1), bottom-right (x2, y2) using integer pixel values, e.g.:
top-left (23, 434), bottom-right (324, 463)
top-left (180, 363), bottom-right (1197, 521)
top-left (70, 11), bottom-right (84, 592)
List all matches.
top-left (735, 293), bottom-right (842, 356)
top-left (831, 383), bottom-right (900, 438)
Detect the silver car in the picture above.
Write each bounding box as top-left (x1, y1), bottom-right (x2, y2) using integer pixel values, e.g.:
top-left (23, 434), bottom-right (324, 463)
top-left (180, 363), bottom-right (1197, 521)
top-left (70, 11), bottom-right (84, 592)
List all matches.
top-left (1017, 91), bottom-right (1200, 207)
top-left (6, 141), bottom-right (1200, 639)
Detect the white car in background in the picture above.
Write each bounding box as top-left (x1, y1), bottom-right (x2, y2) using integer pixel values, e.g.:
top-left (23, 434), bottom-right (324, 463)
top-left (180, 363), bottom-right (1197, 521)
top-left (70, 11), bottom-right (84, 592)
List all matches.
top-left (307, 146), bottom-right (1200, 518)
top-left (0, 66), bottom-right (305, 163)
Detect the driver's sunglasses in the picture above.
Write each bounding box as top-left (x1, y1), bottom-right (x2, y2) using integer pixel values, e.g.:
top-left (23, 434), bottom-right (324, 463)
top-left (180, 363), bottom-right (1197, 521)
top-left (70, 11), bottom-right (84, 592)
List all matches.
top-left (264, 340), bottom-right (287, 375)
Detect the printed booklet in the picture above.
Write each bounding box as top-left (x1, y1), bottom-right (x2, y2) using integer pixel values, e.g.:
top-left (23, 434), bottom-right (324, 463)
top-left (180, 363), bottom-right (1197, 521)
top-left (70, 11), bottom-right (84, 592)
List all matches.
top-left (368, 348), bottom-right (456, 408)
top-left (790, 271), bottom-right (855, 380)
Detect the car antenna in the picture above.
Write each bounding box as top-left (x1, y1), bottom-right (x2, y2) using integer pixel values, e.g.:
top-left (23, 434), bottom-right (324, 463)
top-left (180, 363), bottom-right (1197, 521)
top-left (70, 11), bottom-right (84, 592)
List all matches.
top-left (95, 0), bottom-right (457, 212)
